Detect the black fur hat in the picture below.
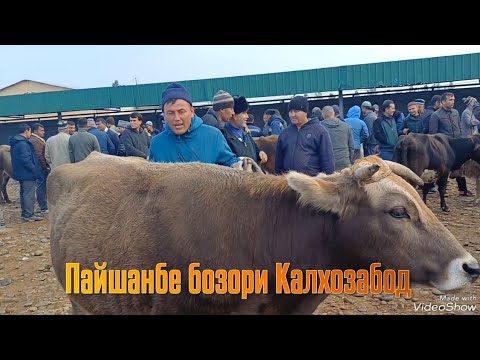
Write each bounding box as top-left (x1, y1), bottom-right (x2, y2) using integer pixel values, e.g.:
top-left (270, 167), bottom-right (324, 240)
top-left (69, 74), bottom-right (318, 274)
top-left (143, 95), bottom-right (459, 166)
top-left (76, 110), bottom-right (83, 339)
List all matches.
top-left (233, 95), bottom-right (249, 114)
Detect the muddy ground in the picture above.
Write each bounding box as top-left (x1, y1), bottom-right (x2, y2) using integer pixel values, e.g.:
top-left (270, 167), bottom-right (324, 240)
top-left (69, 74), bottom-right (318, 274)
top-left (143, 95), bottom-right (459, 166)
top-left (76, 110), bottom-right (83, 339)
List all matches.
top-left (1, 179), bottom-right (479, 315)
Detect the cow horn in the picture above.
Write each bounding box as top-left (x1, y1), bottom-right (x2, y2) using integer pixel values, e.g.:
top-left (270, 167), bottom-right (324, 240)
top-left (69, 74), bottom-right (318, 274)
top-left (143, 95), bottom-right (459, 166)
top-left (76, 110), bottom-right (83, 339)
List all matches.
top-left (354, 164), bottom-right (381, 181)
top-left (383, 161), bottom-right (424, 186)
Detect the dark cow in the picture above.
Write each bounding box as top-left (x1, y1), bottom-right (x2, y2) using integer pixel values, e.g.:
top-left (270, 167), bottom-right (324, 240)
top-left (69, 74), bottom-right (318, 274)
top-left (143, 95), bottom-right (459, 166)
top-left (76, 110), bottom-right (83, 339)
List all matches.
top-left (48, 152), bottom-right (479, 315)
top-left (0, 145), bottom-right (12, 204)
top-left (253, 135), bottom-right (278, 174)
top-left (393, 133), bottom-right (480, 212)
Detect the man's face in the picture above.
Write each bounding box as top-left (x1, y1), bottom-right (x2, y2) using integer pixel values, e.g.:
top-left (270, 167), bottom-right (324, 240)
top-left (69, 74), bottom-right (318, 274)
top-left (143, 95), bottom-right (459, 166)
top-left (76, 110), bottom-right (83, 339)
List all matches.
top-left (384, 104), bottom-right (396, 117)
top-left (25, 128), bottom-right (32, 139)
top-left (68, 125), bottom-right (76, 135)
top-left (417, 104), bottom-right (425, 113)
top-left (146, 125), bottom-right (153, 132)
top-left (289, 110), bottom-right (308, 126)
top-left (231, 112), bottom-right (249, 129)
top-left (96, 122), bottom-right (106, 131)
top-left (218, 107), bottom-right (234, 122)
top-left (442, 96), bottom-right (455, 110)
top-left (408, 104), bottom-right (419, 116)
top-left (129, 117), bottom-right (142, 130)
top-left (34, 127), bottom-right (45, 138)
top-left (164, 99), bottom-right (195, 135)
top-left (263, 114), bottom-right (271, 124)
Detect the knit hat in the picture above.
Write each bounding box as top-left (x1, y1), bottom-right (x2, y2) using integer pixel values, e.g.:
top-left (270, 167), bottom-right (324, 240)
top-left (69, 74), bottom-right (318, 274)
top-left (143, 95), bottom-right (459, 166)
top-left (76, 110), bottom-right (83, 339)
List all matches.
top-left (233, 96), bottom-right (249, 114)
top-left (288, 96), bottom-right (309, 113)
top-left (57, 120), bottom-right (68, 130)
top-left (415, 98), bottom-right (426, 105)
top-left (117, 120), bottom-right (130, 128)
top-left (212, 90), bottom-right (234, 111)
top-left (145, 121), bottom-right (153, 126)
top-left (361, 101), bottom-right (372, 109)
top-left (161, 83), bottom-right (192, 110)
top-left (311, 107), bottom-right (322, 117)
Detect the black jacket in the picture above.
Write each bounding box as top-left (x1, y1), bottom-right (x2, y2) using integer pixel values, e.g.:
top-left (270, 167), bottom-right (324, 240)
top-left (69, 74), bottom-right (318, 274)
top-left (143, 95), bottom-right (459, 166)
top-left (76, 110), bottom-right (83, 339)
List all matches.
top-left (221, 127), bottom-right (260, 161)
top-left (121, 127), bottom-right (150, 159)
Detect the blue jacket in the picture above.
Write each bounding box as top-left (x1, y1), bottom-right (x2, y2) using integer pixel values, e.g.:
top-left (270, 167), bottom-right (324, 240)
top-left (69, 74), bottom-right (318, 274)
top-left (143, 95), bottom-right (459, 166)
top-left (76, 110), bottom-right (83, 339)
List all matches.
top-left (247, 124), bottom-right (263, 137)
top-left (87, 128), bottom-right (115, 155)
top-left (394, 111), bottom-right (405, 134)
top-left (149, 115), bottom-right (238, 167)
top-left (401, 114), bottom-right (423, 134)
top-left (9, 134), bottom-right (44, 181)
top-left (263, 115), bottom-right (284, 136)
top-left (344, 106), bottom-right (369, 150)
top-left (275, 118), bottom-right (335, 176)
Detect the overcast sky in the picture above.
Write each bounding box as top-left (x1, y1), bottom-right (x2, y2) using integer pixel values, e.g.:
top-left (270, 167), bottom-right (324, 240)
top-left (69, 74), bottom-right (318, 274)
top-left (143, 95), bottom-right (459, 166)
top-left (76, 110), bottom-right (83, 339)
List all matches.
top-left (1, 45), bottom-right (480, 90)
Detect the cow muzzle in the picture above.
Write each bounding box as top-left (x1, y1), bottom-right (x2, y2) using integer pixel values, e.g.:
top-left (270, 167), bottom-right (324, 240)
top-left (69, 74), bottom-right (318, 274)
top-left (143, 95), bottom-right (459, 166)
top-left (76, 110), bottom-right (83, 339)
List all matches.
top-left (432, 254), bottom-right (480, 291)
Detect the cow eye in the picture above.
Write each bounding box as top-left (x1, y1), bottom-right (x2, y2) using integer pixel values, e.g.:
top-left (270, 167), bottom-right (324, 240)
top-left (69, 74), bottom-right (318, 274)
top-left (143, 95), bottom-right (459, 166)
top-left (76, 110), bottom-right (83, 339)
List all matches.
top-left (390, 207), bottom-right (410, 219)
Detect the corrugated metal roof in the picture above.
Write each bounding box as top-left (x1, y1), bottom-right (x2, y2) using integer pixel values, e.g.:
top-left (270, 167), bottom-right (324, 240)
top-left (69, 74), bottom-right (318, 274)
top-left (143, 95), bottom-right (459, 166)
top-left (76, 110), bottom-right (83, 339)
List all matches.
top-left (1, 53), bottom-right (479, 117)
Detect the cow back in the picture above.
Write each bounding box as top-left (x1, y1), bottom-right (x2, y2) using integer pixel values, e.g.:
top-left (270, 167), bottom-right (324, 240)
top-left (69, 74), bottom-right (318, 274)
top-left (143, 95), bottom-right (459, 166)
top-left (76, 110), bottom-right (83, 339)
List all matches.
top-left (47, 152), bottom-right (338, 314)
top-left (0, 145), bottom-right (12, 177)
top-left (253, 135), bottom-right (278, 174)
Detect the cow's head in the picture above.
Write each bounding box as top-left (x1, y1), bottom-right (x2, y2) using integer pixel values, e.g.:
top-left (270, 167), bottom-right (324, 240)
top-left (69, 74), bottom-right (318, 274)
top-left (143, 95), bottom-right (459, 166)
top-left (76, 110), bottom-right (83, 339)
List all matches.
top-left (285, 155), bottom-right (479, 292)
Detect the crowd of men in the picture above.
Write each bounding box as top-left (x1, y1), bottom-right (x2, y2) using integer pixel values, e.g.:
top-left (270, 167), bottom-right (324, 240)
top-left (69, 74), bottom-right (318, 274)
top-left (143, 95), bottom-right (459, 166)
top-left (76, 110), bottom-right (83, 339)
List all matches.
top-left (4, 82), bottom-right (479, 224)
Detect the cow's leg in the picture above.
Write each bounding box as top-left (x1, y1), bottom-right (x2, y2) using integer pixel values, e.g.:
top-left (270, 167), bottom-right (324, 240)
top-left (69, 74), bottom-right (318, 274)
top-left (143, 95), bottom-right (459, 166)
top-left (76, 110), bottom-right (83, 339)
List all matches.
top-left (437, 174), bottom-right (450, 212)
top-left (1, 173), bottom-right (11, 204)
top-left (421, 184), bottom-right (429, 204)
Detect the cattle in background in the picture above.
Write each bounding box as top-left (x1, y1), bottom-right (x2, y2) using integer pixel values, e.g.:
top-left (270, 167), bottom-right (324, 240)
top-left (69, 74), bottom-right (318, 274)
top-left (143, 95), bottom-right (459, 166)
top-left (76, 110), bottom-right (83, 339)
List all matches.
top-left (450, 160), bottom-right (480, 204)
top-left (393, 133), bottom-right (480, 212)
top-left (253, 135), bottom-right (278, 174)
top-left (48, 152), bottom-right (479, 315)
top-left (0, 145), bottom-right (12, 203)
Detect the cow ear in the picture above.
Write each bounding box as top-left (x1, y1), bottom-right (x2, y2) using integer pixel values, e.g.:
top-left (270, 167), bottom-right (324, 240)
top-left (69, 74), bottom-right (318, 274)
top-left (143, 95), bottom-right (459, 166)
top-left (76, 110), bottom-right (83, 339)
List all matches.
top-left (286, 172), bottom-right (343, 214)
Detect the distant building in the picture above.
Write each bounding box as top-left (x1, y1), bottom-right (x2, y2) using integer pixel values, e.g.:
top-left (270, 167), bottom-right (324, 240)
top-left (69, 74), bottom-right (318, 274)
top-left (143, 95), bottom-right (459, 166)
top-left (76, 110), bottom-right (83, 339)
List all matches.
top-left (0, 80), bottom-right (72, 96)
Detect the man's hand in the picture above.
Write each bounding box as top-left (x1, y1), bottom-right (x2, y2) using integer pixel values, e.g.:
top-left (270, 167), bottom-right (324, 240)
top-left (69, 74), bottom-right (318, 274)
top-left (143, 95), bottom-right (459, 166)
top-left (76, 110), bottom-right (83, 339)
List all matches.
top-left (402, 128), bottom-right (409, 135)
top-left (259, 151), bottom-right (268, 164)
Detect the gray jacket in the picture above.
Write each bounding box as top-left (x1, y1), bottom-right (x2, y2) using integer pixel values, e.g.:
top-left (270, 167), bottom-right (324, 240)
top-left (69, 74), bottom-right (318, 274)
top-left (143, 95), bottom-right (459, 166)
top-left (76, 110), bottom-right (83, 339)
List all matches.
top-left (429, 108), bottom-right (462, 138)
top-left (461, 108), bottom-right (479, 137)
top-left (45, 132), bottom-right (71, 170)
top-left (320, 118), bottom-right (354, 171)
top-left (363, 110), bottom-right (377, 145)
top-left (202, 108), bottom-right (224, 129)
top-left (68, 129), bottom-right (100, 163)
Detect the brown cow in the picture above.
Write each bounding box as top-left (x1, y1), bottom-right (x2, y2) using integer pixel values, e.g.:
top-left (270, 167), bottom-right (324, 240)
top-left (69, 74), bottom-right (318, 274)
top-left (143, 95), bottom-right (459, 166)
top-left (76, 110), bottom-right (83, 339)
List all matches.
top-left (48, 152), bottom-right (479, 315)
top-left (0, 145), bottom-right (12, 204)
top-left (253, 135), bottom-right (278, 174)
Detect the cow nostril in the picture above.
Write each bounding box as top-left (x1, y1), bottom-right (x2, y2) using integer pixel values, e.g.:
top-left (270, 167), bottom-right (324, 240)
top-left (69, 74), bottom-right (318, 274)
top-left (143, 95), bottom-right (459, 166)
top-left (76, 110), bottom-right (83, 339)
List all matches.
top-left (462, 262), bottom-right (480, 279)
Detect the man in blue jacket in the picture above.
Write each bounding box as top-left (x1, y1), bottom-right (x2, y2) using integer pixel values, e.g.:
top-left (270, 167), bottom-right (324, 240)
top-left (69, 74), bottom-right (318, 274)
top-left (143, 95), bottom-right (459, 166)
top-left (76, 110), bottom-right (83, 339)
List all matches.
top-left (87, 118), bottom-right (115, 155)
top-left (344, 105), bottom-right (369, 161)
top-left (9, 123), bottom-right (44, 222)
top-left (149, 83), bottom-right (241, 168)
top-left (262, 109), bottom-right (286, 136)
top-left (275, 96), bottom-right (335, 176)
